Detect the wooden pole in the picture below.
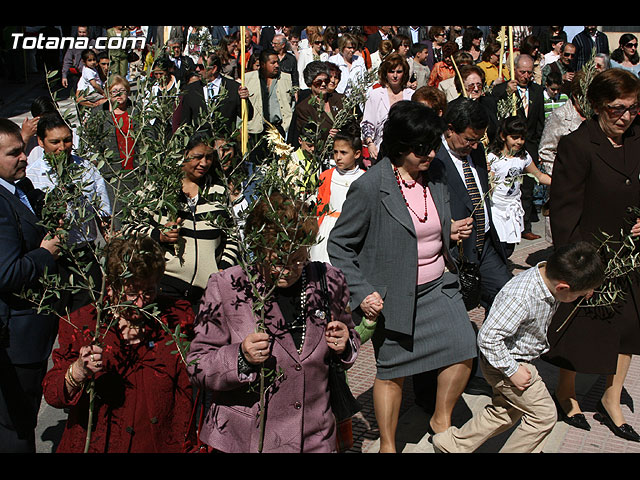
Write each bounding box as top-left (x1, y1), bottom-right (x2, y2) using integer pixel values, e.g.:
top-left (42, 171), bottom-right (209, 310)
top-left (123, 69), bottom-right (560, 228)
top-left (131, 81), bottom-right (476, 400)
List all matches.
top-left (498, 26), bottom-right (505, 81)
top-left (240, 26), bottom-right (248, 156)
top-left (509, 26), bottom-right (517, 115)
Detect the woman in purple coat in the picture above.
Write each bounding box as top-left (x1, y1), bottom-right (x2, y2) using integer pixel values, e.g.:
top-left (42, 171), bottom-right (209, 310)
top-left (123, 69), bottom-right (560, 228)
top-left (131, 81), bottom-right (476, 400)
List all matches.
top-left (187, 193), bottom-right (360, 453)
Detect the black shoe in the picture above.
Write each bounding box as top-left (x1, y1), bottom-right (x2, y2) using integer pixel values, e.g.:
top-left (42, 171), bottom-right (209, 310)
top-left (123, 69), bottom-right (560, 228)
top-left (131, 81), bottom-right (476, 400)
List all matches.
top-left (552, 394), bottom-right (591, 431)
top-left (464, 376), bottom-right (492, 396)
top-left (595, 400), bottom-right (640, 442)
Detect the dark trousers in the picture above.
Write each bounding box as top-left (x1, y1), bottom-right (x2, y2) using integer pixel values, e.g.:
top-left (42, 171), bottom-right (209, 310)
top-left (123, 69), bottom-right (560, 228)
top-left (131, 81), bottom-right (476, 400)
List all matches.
top-left (0, 361), bottom-right (48, 452)
top-left (521, 175), bottom-right (539, 233)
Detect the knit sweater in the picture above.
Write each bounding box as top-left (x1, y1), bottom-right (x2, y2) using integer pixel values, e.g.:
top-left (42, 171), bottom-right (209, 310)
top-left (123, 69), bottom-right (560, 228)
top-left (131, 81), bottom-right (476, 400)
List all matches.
top-left (135, 183), bottom-right (240, 304)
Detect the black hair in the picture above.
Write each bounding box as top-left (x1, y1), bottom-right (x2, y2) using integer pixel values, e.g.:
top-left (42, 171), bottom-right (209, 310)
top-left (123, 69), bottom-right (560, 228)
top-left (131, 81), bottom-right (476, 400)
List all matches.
top-left (81, 48), bottom-right (96, 63)
top-left (444, 97), bottom-right (489, 134)
top-left (303, 61), bottom-right (330, 88)
top-left (545, 70), bottom-right (563, 87)
top-left (488, 116), bottom-right (528, 158)
top-left (36, 112), bottom-right (71, 140)
top-left (259, 48), bottom-right (278, 65)
top-left (30, 96), bottom-right (57, 118)
top-left (0, 118), bottom-right (22, 142)
top-left (410, 42), bottom-right (429, 57)
top-left (332, 124), bottom-right (365, 169)
top-left (546, 241), bottom-right (605, 292)
top-left (380, 100), bottom-right (445, 165)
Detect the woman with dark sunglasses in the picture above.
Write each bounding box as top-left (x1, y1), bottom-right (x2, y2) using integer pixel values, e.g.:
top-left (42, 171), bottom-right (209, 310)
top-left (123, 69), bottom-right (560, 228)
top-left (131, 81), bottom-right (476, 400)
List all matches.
top-left (328, 101), bottom-right (477, 452)
top-left (545, 67), bottom-right (640, 442)
top-left (610, 33), bottom-right (640, 78)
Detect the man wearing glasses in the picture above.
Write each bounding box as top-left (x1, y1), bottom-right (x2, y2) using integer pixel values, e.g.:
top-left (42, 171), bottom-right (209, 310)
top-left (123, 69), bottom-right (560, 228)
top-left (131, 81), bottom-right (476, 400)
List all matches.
top-left (271, 33), bottom-right (299, 88)
top-left (179, 52), bottom-right (252, 135)
top-left (541, 43), bottom-right (577, 95)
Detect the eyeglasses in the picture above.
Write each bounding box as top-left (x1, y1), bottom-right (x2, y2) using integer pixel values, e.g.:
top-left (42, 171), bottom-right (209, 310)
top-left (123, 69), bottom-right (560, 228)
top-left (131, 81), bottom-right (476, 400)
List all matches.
top-left (624, 42), bottom-right (638, 49)
top-left (465, 82), bottom-right (483, 90)
top-left (563, 52), bottom-right (575, 57)
top-left (604, 102), bottom-right (640, 118)
top-left (110, 89), bottom-right (127, 96)
top-left (411, 141), bottom-right (440, 156)
top-left (312, 78), bottom-right (329, 87)
top-left (122, 287), bottom-right (157, 302)
top-left (195, 64), bottom-right (205, 69)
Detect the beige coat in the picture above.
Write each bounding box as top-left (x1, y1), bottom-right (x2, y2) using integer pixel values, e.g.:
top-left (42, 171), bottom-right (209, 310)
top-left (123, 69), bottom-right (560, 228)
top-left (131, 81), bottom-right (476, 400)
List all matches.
top-left (244, 70), bottom-right (294, 134)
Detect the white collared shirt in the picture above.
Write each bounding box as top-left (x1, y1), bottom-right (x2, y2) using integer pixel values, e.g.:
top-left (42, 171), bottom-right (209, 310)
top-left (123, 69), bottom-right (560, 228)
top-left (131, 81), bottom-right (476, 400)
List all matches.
top-left (204, 76), bottom-right (223, 101)
top-left (441, 134), bottom-right (490, 233)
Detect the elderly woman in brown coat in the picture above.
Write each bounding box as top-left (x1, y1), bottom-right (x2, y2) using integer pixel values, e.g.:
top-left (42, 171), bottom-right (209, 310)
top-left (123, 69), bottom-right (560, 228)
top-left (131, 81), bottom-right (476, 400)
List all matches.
top-left (545, 68), bottom-right (640, 442)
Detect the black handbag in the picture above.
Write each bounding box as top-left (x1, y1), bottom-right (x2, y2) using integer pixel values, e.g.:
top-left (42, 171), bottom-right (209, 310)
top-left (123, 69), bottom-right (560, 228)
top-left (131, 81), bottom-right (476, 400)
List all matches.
top-left (456, 241), bottom-right (482, 311)
top-left (317, 262), bottom-right (361, 422)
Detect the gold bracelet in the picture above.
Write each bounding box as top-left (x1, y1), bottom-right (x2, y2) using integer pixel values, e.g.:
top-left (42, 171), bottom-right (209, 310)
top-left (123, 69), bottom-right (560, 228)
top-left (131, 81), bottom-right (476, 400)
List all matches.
top-left (65, 363), bottom-right (85, 390)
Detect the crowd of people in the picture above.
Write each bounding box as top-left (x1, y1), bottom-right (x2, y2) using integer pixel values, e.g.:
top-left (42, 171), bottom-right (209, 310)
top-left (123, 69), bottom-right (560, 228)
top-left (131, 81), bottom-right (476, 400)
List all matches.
top-left (1, 25), bottom-right (640, 454)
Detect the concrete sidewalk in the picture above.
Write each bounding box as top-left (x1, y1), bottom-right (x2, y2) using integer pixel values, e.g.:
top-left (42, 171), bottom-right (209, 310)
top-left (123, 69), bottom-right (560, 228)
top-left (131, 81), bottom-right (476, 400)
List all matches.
top-left (346, 218), bottom-right (640, 454)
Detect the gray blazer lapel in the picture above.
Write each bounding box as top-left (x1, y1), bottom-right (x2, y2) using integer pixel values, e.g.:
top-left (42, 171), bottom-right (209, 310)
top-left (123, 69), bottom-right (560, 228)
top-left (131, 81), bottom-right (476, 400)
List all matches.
top-left (426, 162), bottom-right (451, 241)
top-left (379, 159), bottom-right (416, 238)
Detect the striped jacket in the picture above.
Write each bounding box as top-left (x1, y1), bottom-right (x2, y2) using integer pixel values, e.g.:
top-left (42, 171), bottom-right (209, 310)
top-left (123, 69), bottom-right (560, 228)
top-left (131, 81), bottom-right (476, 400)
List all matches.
top-left (136, 183), bottom-right (240, 304)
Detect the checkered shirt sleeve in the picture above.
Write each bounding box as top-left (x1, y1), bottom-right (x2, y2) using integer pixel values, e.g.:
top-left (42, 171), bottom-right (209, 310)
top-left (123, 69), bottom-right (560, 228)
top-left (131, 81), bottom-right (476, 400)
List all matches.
top-left (478, 264), bottom-right (559, 378)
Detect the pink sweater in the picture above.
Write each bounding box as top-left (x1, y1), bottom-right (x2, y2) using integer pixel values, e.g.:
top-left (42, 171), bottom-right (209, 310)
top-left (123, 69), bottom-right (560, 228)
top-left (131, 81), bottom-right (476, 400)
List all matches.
top-left (401, 180), bottom-right (445, 285)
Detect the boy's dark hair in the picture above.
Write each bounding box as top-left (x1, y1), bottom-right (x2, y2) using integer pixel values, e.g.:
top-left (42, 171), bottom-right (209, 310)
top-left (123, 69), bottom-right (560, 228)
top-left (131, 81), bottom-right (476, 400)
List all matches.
top-left (545, 70), bottom-right (563, 87)
top-left (36, 112), bottom-right (71, 140)
top-left (545, 241), bottom-right (605, 292)
top-left (30, 96), bottom-right (56, 118)
top-left (410, 42), bottom-right (429, 58)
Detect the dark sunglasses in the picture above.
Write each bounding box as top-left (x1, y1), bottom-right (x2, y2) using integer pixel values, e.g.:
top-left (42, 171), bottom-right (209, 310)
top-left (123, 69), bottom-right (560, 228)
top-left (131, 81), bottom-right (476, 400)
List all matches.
top-left (411, 141), bottom-right (441, 157)
top-left (604, 103), bottom-right (640, 118)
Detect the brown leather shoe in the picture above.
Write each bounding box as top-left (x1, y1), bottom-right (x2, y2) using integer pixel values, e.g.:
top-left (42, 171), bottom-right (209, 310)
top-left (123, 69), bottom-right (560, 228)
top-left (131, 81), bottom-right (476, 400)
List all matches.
top-left (522, 232), bottom-right (541, 240)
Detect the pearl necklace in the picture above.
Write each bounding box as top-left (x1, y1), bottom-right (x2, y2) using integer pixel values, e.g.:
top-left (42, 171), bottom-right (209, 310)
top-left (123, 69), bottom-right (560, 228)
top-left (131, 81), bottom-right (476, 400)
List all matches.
top-left (393, 165), bottom-right (429, 223)
top-left (286, 269), bottom-right (307, 354)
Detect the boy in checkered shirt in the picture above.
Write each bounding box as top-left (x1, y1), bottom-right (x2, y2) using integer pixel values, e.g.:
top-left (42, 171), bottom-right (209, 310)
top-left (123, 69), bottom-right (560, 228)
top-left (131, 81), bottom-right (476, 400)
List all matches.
top-left (433, 241), bottom-right (605, 453)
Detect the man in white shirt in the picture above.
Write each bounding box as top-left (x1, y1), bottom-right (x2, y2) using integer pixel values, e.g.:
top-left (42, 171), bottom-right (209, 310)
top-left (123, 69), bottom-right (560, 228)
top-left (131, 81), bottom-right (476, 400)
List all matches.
top-left (27, 112), bottom-right (111, 314)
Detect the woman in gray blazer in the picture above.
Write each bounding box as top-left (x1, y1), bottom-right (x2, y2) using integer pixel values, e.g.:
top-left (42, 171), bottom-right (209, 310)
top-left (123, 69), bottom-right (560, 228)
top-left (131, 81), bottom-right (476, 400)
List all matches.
top-left (328, 101), bottom-right (477, 452)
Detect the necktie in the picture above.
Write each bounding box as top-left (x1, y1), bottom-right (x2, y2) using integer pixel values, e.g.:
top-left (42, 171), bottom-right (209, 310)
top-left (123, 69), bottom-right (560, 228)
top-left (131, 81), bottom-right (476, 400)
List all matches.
top-left (15, 186), bottom-right (34, 214)
top-left (461, 159), bottom-right (485, 254)
top-left (518, 86), bottom-right (529, 116)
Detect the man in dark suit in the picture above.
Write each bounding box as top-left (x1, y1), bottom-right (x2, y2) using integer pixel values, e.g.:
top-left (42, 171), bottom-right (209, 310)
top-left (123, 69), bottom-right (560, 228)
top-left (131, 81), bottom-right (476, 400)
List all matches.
top-left (179, 51), bottom-right (253, 136)
top-left (489, 54), bottom-right (546, 240)
top-left (436, 98), bottom-right (512, 312)
top-left (167, 37), bottom-right (195, 86)
top-left (398, 26), bottom-right (430, 46)
top-left (0, 118), bottom-right (60, 452)
top-left (365, 26), bottom-right (392, 54)
top-left (413, 99), bottom-right (512, 406)
top-left (573, 26), bottom-right (610, 70)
